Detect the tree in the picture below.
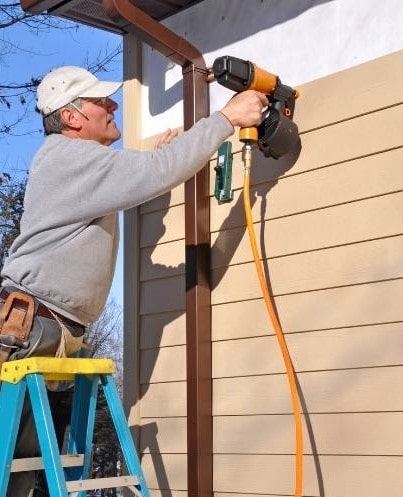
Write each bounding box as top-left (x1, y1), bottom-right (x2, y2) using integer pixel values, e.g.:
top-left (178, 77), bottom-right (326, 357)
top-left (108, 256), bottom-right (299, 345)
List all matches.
top-left (1, 0), bottom-right (73, 134)
top-left (0, 0), bottom-right (122, 137)
top-left (0, 172), bottom-right (27, 271)
top-left (91, 388), bottom-right (123, 497)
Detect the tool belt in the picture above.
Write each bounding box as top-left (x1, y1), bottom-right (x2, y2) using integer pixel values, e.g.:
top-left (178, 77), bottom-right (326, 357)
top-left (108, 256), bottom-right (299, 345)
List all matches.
top-left (0, 289), bottom-right (84, 370)
top-left (0, 290), bottom-right (35, 368)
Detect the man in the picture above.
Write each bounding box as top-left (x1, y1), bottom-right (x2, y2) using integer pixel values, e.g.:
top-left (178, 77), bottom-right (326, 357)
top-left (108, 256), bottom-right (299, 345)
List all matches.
top-left (0, 65), bottom-right (268, 496)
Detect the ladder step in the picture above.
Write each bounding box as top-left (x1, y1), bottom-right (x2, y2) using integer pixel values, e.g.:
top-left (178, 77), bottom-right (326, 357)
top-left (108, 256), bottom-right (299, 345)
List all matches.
top-left (66, 475), bottom-right (138, 493)
top-left (11, 454), bottom-right (84, 473)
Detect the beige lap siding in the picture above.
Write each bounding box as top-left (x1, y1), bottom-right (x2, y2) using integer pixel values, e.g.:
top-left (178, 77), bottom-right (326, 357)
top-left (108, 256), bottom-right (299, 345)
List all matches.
top-left (134, 50), bottom-right (403, 497)
top-left (209, 50), bottom-right (403, 497)
top-left (137, 187), bottom-right (187, 493)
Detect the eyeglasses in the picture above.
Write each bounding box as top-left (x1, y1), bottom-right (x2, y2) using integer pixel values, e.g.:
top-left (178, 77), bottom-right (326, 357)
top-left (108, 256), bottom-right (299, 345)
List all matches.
top-left (68, 102), bottom-right (89, 120)
top-left (84, 97), bottom-right (109, 107)
top-left (67, 97), bottom-right (113, 120)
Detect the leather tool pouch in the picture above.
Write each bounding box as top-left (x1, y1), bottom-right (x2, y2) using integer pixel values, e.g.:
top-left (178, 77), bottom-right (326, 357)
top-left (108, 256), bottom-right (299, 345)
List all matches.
top-left (0, 292), bottom-right (35, 366)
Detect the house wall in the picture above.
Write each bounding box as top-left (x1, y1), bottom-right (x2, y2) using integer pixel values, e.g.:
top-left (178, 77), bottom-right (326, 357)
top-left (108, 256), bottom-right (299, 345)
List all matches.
top-left (123, 1), bottom-right (403, 496)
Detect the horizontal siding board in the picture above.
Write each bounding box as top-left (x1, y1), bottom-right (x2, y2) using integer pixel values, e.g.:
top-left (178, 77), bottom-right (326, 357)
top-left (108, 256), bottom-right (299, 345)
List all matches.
top-left (140, 275), bottom-right (185, 315)
top-left (209, 51), bottom-right (403, 158)
top-left (141, 204), bottom-right (185, 247)
top-left (140, 324), bottom-right (403, 384)
top-left (213, 367), bottom-right (403, 415)
top-left (275, 104), bottom-right (403, 174)
top-left (210, 104), bottom-right (403, 196)
top-left (209, 145), bottom-right (298, 195)
top-left (212, 325), bottom-right (403, 377)
top-left (141, 240), bottom-right (185, 281)
top-left (140, 368), bottom-right (403, 419)
top-left (215, 494), bottom-right (284, 497)
top-left (294, 50), bottom-right (403, 132)
top-left (214, 413), bottom-right (403, 456)
top-left (140, 381), bottom-right (186, 418)
top-left (141, 186), bottom-right (184, 214)
top-left (141, 345), bottom-right (186, 384)
top-left (214, 454), bottom-right (403, 496)
top-left (211, 191), bottom-right (403, 262)
top-left (209, 143), bottom-right (299, 197)
top-left (140, 417), bottom-right (187, 454)
top-left (140, 311), bottom-right (186, 349)
top-left (210, 147), bottom-right (403, 234)
top-left (150, 492), bottom-right (187, 497)
top-left (211, 236), bottom-right (403, 304)
top-left (139, 413), bottom-right (403, 456)
top-left (142, 453), bottom-right (187, 491)
top-left (212, 279), bottom-right (403, 339)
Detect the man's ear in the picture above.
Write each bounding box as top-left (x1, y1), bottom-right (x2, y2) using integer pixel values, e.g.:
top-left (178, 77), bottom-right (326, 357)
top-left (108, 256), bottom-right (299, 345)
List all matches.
top-left (60, 107), bottom-right (82, 130)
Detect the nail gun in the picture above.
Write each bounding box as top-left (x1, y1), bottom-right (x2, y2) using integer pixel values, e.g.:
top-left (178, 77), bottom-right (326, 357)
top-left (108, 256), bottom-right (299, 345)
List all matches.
top-left (212, 55), bottom-right (300, 158)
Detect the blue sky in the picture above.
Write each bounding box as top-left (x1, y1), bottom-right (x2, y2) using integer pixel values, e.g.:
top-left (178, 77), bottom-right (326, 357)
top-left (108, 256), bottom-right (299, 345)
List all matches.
top-left (1, 13), bottom-right (124, 308)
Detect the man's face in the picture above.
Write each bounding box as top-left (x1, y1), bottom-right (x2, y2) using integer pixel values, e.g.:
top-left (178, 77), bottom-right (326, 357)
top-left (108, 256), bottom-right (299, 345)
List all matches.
top-left (76, 97), bottom-right (121, 146)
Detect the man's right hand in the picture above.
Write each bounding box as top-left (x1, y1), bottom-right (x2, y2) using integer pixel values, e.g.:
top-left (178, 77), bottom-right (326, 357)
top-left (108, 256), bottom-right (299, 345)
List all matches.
top-left (220, 90), bottom-right (269, 128)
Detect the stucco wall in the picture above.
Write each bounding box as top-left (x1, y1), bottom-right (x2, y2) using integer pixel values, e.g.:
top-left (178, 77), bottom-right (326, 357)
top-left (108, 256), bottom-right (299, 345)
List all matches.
top-left (140, 0), bottom-right (403, 137)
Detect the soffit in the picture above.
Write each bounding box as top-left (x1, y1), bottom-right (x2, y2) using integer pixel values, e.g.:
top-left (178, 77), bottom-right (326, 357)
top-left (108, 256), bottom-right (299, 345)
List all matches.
top-left (22, 0), bottom-right (206, 33)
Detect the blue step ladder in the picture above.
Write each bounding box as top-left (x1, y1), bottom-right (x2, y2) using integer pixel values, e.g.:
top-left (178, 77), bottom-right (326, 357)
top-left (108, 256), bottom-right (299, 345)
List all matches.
top-left (0, 357), bottom-right (150, 497)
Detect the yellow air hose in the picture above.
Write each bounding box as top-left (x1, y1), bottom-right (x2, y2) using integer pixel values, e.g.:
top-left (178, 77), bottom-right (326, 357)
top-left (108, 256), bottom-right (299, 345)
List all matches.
top-left (242, 143), bottom-right (303, 497)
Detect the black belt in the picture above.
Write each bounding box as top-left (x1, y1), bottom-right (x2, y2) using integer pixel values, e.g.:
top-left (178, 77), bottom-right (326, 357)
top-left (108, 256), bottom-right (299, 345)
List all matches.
top-left (0, 288), bottom-right (84, 330)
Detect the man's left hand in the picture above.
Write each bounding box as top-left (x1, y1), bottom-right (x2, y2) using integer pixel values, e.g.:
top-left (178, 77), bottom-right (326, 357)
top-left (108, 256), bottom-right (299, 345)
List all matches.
top-left (154, 128), bottom-right (178, 149)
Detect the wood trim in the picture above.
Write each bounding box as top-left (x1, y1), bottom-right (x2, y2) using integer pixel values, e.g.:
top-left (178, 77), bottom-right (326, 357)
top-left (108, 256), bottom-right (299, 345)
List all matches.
top-left (137, 412), bottom-right (403, 455)
top-left (183, 64), bottom-right (212, 497)
top-left (123, 34), bottom-right (143, 443)
top-left (213, 454), bottom-right (403, 496)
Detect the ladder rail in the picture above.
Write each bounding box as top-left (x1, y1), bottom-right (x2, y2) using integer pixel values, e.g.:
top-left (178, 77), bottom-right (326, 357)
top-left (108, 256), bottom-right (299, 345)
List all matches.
top-left (27, 373), bottom-right (69, 497)
top-left (101, 373), bottom-right (151, 497)
top-left (0, 380), bottom-right (26, 497)
top-left (0, 358), bottom-right (150, 497)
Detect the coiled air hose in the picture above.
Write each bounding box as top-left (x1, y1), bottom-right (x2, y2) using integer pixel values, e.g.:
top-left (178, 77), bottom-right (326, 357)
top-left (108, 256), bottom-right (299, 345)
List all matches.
top-left (242, 142), bottom-right (303, 497)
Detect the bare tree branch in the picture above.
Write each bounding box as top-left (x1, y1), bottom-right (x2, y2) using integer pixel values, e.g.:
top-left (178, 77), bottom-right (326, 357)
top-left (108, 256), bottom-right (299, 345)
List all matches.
top-left (0, 0), bottom-right (122, 138)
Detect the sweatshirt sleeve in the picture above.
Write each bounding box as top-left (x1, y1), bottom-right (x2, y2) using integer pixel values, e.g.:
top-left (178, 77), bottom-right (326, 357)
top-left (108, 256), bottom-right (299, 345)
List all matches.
top-left (53, 111), bottom-right (233, 223)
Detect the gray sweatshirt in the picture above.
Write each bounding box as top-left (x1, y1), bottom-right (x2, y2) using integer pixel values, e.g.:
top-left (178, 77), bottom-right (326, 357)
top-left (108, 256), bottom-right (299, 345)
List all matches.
top-left (1, 111), bottom-right (233, 325)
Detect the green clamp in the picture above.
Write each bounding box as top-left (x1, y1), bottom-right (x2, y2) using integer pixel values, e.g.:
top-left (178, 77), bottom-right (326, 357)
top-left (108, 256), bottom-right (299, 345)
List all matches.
top-left (214, 141), bottom-right (233, 204)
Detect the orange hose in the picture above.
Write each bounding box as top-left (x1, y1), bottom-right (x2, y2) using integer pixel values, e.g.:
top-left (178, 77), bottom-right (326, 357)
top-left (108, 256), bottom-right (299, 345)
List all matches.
top-left (242, 145), bottom-right (303, 497)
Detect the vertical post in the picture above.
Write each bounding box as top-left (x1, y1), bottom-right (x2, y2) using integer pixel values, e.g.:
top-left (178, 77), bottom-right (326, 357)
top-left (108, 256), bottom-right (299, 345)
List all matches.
top-left (183, 64), bottom-right (211, 497)
top-left (123, 33), bottom-right (143, 447)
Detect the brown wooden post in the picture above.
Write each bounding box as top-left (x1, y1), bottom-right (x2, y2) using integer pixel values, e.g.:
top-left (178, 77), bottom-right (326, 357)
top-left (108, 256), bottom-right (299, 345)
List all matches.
top-left (183, 63), bottom-right (211, 497)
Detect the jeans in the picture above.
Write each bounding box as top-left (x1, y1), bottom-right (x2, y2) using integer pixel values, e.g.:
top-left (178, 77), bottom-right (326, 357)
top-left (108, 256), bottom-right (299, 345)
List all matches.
top-left (7, 389), bottom-right (74, 497)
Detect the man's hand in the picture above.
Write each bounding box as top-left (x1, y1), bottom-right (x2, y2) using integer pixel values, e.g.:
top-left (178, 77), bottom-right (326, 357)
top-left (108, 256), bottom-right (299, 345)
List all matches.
top-left (154, 128), bottom-right (179, 149)
top-left (220, 90), bottom-right (269, 128)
